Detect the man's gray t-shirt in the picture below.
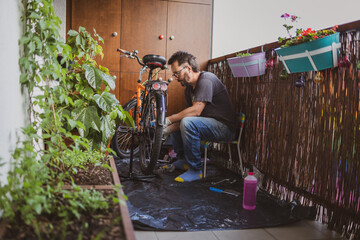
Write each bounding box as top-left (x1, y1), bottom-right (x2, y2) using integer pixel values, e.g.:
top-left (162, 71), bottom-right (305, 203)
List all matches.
top-left (185, 71), bottom-right (236, 132)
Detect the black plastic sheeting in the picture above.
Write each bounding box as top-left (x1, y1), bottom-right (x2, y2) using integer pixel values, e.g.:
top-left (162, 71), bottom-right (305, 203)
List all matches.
top-left (114, 156), bottom-right (315, 231)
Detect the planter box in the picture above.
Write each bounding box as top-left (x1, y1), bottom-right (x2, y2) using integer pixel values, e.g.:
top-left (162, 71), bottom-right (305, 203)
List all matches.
top-left (63, 156), bottom-right (136, 240)
top-left (0, 156), bottom-right (135, 240)
top-left (227, 52), bottom-right (266, 77)
top-left (275, 32), bottom-right (341, 73)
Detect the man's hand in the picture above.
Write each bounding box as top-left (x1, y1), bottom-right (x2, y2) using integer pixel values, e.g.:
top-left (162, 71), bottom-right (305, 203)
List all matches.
top-left (164, 117), bottom-right (172, 128)
top-left (162, 126), bottom-right (172, 139)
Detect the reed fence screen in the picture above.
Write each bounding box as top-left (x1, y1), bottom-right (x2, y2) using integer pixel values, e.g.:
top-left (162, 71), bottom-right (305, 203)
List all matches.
top-left (207, 28), bottom-right (360, 239)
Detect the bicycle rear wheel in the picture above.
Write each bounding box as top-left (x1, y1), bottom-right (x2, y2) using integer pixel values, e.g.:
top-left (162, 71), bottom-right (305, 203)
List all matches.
top-left (139, 91), bottom-right (165, 175)
top-left (111, 99), bottom-right (140, 158)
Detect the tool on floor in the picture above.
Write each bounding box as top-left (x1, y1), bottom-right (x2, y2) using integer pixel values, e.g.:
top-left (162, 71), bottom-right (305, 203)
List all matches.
top-left (209, 187), bottom-right (240, 197)
top-left (211, 179), bottom-right (230, 185)
top-left (211, 178), bottom-right (237, 185)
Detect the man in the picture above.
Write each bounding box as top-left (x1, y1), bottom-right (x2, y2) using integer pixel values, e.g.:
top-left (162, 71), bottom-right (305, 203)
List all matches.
top-left (163, 51), bottom-right (236, 182)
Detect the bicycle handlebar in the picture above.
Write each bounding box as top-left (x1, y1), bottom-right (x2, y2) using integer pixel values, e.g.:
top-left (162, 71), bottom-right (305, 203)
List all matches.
top-left (117, 48), bottom-right (171, 82)
top-left (117, 48), bottom-right (144, 66)
top-left (117, 48), bottom-right (131, 55)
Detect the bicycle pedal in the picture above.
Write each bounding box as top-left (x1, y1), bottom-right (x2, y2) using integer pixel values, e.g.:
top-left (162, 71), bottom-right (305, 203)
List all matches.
top-left (158, 156), bottom-right (171, 164)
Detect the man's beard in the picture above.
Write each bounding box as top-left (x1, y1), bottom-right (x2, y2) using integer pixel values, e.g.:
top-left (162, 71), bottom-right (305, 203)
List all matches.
top-left (178, 79), bottom-right (189, 87)
top-left (178, 76), bottom-right (190, 87)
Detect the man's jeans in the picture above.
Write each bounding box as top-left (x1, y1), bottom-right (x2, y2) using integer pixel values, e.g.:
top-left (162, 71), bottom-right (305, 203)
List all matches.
top-left (168, 117), bottom-right (234, 171)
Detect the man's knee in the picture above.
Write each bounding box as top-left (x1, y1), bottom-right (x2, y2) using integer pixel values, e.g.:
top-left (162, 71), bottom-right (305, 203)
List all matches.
top-left (180, 117), bottom-right (197, 132)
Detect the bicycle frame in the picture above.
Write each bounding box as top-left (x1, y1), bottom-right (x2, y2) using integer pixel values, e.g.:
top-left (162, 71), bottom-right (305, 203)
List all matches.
top-left (113, 49), bottom-right (169, 173)
top-left (131, 65), bottom-right (168, 131)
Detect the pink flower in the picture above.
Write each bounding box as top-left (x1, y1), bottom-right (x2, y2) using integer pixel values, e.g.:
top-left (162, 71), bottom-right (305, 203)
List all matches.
top-left (338, 55), bottom-right (350, 68)
top-left (265, 59), bottom-right (274, 68)
top-left (281, 13), bottom-right (290, 18)
top-left (291, 15), bottom-right (298, 22)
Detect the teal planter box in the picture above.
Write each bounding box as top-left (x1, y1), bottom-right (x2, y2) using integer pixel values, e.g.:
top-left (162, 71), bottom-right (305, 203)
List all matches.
top-left (275, 32), bottom-right (341, 73)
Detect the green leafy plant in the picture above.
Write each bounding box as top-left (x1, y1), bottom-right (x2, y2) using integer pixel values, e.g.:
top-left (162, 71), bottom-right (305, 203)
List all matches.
top-left (236, 52), bottom-right (253, 57)
top-left (54, 27), bottom-right (130, 150)
top-left (278, 13), bottom-right (338, 48)
top-left (0, 0), bottom-right (129, 238)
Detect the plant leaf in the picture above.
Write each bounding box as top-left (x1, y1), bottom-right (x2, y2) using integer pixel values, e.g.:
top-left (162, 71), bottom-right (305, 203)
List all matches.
top-left (93, 92), bottom-right (119, 112)
top-left (78, 26), bottom-right (86, 32)
top-left (29, 12), bottom-right (41, 19)
top-left (123, 110), bottom-right (135, 129)
top-left (76, 34), bottom-right (81, 45)
top-left (34, 203), bottom-right (42, 215)
top-left (83, 64), bottom-right (101, 89)
top-left (68, 118), bottom-right (77, 129)
top-left (67, 29), bottom-right (79, 36)
top-left (94, 68), bottom-right (115, 89)
top-left (100, 115), bottom-right (115, 142)
top-left (72, 106), bottom-right (101, 136)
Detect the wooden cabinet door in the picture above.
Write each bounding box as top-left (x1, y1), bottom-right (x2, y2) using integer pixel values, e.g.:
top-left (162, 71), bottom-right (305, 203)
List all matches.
top-left (70, 0), bottom-right (121, 72)
top-left (168, 0), bottom-right (212, 4)
top-left (166, 1), bottom-right (212, 115)
top-left (120, 0), bottom-right (167, 73)
top-left (167, 1), bottom-right (211, 70)
top-left (71, 0), bottom-right (213, 115)
top-left (120, 0), bottom-right (168, 107)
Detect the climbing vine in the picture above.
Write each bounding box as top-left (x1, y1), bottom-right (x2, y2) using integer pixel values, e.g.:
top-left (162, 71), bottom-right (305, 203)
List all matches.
top-left (0, 0), bottom-right (128, 238)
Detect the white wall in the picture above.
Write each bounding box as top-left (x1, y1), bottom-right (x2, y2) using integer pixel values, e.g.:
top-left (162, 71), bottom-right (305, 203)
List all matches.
top-left (0, 0), bottom-right (26, 185)
top-left (54, 0), bottom-right (67, 40)
top-left (0, 0), bottom-right (66, 186)
top-left (212, 0), bottom-right (360, 58)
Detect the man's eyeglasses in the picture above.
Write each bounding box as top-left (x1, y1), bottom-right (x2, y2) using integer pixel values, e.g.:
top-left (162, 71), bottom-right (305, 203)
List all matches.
top-left (172, 65), bottom-right (187, 77)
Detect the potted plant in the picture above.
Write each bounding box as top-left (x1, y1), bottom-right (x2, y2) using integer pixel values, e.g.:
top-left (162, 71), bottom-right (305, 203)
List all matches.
top-left (227, 52), bottom-right (266, 77)
top-left (57, 27), bottom-right (132, 151)
top-left (275, 13), bottom-right (341, 74)
top-left (0, 1), bottom-right (134, 238)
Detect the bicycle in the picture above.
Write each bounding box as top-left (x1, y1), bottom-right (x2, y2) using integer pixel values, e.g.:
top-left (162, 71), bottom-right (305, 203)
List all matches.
top-left (111, 48), bottom-right (171, 174)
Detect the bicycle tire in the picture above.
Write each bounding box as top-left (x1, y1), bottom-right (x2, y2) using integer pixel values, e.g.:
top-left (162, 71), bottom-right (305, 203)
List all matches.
top-left (111, 99), bottom-right (140, 158)
top-left (139, 91), bottom-right (165, 175)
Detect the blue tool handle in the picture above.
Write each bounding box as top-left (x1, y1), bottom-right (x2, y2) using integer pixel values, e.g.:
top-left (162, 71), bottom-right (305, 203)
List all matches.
top-left (210, 187), bottom-right (223, 193)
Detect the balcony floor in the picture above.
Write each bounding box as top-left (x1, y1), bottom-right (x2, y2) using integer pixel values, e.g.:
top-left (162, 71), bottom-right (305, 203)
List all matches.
top-left (134, 219), bottom-right (344, 240)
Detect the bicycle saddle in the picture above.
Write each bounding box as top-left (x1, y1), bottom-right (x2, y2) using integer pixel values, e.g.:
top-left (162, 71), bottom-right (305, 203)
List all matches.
top-left (142, 54), bottom-right (167, 69)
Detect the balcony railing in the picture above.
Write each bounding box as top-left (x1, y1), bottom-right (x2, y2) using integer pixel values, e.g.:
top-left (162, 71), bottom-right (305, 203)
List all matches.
top-left (207, 20), bottom-right (360, 239)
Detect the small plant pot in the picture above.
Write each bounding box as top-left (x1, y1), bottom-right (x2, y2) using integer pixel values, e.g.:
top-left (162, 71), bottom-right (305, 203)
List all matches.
top-left (275, 32), bottom-right (341, 73)
top-left (227, 52), bottom-right (266, 77)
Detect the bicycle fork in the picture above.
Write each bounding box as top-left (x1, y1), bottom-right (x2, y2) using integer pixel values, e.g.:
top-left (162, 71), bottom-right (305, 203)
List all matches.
top-left (136, 83), bottom-right (145, 130)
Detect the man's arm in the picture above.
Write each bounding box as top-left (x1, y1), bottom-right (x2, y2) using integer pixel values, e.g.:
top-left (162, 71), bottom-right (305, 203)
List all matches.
top-left (168, 101), bottom-right (206, 124)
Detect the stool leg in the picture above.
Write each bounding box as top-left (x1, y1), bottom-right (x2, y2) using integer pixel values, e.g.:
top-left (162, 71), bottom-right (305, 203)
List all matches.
top-left (203, 145), bottom-right (208, 179)
top-left (228, 143), bottom-right (232, 162)
top-left (237, 143), bottom-right (244, 177)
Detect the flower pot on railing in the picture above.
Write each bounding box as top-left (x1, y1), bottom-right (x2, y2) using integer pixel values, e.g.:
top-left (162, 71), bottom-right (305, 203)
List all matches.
top-left (275, 32), bottom-right (341, 74)
top-left (227, 52), bottom-right (266, 77)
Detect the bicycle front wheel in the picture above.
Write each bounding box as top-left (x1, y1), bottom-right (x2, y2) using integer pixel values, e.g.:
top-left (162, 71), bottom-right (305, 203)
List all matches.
top-left (111, 99), bottom-right (140, 158)
top-left (139, 91), bottom-right (165, 175)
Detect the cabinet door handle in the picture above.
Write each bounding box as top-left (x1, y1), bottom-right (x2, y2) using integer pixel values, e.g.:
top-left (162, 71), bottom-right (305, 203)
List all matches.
top-left (169, 35), bottom-right (175, 40)
top-left (112, 32), bottom-right (118, 37)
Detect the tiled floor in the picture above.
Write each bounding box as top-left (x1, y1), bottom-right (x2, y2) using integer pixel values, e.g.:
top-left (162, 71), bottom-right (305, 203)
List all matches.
top-left (134, 220), bottom-right (344, 240)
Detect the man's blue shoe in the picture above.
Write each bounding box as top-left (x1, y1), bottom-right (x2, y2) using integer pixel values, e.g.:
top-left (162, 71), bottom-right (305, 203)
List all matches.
top-left (174, 168), bottom-right (203, 182)
top-left (162, 159), bottom-right (189, 171)
top-left (172, 159), bottom-right (189, 170)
